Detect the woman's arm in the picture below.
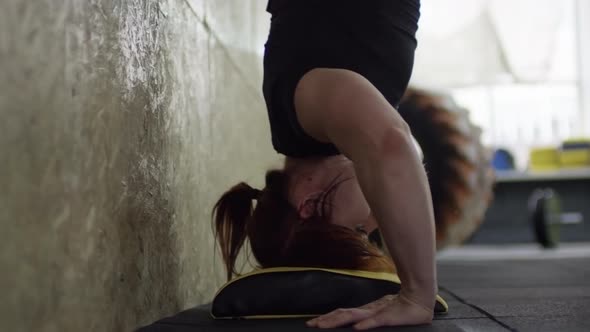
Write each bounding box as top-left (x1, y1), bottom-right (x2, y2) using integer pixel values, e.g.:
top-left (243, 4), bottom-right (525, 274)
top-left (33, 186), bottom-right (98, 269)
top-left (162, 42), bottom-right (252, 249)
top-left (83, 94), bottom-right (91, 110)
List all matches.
top-left (294, 68), bottom-right (437, 329)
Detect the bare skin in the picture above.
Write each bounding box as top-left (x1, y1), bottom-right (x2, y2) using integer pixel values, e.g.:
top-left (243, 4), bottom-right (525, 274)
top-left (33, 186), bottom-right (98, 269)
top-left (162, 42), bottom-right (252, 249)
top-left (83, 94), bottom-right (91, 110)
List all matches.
top-left (288, 68), bottom-right (437, 329)
top-left (285, 155), bottom-right (378, 232)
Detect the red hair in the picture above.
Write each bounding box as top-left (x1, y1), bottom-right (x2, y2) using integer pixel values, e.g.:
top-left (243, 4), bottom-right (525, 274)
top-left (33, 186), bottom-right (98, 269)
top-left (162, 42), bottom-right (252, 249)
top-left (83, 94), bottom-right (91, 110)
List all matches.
top-left (212, 169), bottom-right (395, 281)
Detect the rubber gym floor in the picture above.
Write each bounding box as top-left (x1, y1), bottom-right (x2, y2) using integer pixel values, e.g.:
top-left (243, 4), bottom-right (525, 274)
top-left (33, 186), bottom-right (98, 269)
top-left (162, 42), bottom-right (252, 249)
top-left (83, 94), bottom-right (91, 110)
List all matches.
top-left (137, 245), bottom-right (590, 332)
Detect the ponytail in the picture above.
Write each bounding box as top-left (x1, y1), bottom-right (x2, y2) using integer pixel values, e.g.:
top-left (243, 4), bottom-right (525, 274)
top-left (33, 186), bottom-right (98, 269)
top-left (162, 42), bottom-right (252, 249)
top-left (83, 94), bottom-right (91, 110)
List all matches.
top-left (212, 183), bottom-right (261, 281)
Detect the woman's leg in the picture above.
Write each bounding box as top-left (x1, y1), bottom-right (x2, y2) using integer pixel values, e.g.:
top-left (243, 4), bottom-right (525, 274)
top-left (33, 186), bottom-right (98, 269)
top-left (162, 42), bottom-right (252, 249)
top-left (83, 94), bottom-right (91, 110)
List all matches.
top-left (295, 68), bottom-right (437, 329)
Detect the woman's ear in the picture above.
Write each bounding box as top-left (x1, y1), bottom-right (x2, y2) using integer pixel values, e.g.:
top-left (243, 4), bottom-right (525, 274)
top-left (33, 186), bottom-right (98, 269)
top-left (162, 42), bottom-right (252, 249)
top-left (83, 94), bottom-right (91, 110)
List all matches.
top-left (297, 192), bottom-right (323, 220)
top-left (297, 197), bottom-right (316, 220)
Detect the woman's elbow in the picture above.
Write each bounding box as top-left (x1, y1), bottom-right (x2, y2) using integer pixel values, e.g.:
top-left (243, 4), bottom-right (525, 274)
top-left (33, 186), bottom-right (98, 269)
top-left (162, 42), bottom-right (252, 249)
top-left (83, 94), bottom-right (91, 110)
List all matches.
top-left (373, 123), bottom-right (415, 161)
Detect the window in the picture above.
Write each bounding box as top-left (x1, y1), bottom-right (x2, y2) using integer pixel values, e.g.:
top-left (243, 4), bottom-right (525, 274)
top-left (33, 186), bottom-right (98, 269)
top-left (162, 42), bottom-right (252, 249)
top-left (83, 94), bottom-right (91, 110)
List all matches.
top-left (411, 0), bottom-right (585, 169)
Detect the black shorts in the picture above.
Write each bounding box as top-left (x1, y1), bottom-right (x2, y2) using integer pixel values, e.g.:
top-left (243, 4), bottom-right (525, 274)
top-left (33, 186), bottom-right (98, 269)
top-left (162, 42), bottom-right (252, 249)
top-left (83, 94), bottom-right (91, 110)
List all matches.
top-left (263, 0), bottom-right (420, 157)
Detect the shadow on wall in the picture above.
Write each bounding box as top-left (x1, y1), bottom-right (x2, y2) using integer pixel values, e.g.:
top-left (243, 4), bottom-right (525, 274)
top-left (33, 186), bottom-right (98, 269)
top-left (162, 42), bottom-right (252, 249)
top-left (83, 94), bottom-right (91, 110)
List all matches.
top-left (111, 95), bottom-right (182, 329)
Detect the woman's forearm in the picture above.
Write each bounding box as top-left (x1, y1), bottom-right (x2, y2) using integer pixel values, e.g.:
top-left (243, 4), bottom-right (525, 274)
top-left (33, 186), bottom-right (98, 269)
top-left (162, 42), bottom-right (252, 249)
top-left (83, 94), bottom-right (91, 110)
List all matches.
top-left (354, 127), bottom-right (437, 308)
top-left (292, 68), bottom-right (437, 306)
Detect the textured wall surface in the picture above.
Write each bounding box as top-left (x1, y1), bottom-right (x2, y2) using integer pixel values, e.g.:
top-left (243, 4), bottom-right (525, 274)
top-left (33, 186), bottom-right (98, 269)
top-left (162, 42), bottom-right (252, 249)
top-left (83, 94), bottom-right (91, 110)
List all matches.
top-left (0, 1), bottom-right (279, 331)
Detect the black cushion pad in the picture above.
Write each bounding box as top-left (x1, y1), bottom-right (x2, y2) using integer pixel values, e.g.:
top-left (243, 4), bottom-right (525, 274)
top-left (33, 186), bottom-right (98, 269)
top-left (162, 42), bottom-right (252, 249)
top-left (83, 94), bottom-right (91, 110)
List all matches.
top-left (212, 267), bottom-right (448, 319)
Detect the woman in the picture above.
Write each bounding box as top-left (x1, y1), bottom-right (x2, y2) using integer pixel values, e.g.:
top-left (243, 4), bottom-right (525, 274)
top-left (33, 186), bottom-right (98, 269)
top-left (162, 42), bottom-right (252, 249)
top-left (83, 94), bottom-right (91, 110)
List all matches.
top-left (213, 0), bottom-right (436, 329)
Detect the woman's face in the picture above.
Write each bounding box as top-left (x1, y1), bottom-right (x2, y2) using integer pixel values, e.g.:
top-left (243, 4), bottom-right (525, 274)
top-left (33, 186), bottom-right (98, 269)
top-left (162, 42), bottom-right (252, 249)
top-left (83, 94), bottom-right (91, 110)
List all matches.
top-left (327, 162), bottom-right (378, 233)
top-left (289, 156), bottom-right (378, 233)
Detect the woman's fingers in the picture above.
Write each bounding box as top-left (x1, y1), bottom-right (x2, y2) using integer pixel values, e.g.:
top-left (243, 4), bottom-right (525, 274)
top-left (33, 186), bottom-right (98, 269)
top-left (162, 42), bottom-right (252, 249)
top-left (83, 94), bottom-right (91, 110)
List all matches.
top-left (353, 295), bottom-right (433, 330)
top-left (307, 308), bottom-right (374, 328)
top-left (307, 294), bottom-right (433, 330)
top-left (306, 295), bottom-right (396, 328)
top-left (353, 315), bottom-right (386, 330)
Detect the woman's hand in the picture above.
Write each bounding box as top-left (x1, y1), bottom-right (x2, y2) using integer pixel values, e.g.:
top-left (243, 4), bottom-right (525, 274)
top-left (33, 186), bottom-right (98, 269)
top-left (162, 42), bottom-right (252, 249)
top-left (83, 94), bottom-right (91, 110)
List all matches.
top-left (306, 293), bottom-right (433, 330)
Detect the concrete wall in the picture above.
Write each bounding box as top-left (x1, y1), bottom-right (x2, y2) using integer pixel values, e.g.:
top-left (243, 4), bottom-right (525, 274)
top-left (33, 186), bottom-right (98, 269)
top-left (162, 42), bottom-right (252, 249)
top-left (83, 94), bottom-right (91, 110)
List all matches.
top-left (0, 1), bottom-right (280, 331)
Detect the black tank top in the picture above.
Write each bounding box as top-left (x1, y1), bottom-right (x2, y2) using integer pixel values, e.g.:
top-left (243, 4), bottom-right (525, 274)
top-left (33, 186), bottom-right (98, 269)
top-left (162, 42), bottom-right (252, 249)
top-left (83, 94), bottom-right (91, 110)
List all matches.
top-left (263, 0), bottom-right (421, 157)
top-left (266, 0), bottom-right (420, 36)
